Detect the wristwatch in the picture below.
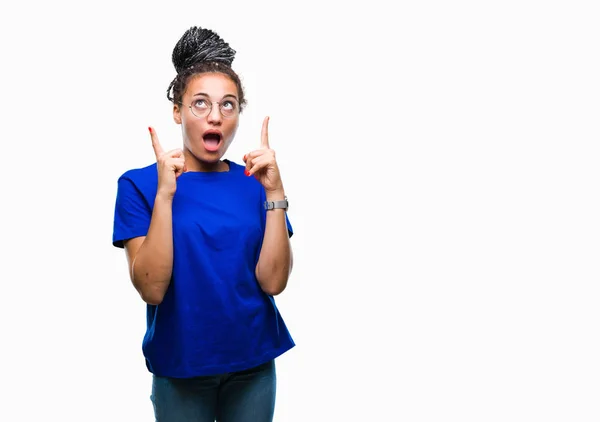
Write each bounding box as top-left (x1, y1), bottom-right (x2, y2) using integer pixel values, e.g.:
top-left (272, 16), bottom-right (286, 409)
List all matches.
top-left (264, 196), bottom-right (289, 211)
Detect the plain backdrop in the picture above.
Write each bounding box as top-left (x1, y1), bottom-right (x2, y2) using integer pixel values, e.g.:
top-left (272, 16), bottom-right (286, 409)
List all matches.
top-left (0, 1), bottom-right (599, 421)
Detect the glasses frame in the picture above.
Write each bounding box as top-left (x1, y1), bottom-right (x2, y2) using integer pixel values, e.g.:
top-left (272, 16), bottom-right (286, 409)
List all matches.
top-left (178, 98), bottom-right (240, 119)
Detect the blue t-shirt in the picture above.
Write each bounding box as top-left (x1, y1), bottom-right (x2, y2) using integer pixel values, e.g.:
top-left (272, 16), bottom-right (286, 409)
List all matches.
top-left (112, 159), bottom-right (295, 378)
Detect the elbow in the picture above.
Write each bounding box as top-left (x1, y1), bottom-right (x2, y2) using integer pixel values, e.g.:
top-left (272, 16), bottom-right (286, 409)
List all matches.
top-left (260, 276), bottom-right (289, 296)
top-left (263, 285), bottom-right (286, 296)
top-left (255, 260), bottom-right (292, 296)
top-left (134, 280), bottom-right (166, 306)
top-left (141, 292), bottom-right (164, 306)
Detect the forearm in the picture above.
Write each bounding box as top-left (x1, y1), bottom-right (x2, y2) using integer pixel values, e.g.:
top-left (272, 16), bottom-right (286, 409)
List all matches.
top-left (132, 194), bottom-right (174, 304)
top-left (256, 189), bottom-right (292, 296)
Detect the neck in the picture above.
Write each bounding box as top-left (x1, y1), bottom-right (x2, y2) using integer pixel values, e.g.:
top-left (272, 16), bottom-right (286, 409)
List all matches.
top-left (183, 149), bottom-right (228, 172)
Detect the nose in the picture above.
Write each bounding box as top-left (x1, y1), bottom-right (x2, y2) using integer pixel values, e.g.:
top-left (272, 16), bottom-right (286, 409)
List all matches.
top-left (207, 103), bottom-right (222, 124)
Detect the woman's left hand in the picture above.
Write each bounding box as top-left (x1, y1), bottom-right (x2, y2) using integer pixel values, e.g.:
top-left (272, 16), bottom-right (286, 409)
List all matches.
top-left (243, 116), bottom-right (284, 193)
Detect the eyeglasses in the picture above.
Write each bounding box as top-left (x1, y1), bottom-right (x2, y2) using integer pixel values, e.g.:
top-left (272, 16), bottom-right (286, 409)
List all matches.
top-left (179, 97), bottom-right (240, 119)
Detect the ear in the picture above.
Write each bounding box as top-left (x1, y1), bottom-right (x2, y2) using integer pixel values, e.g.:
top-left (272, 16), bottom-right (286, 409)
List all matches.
top-left (173, 103), bottom-right (182, 124)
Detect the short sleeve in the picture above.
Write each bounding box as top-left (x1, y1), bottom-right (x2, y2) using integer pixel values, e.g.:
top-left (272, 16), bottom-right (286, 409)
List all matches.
top-left (285, 213), bottom-right (293, 238)
top-left (112, 175), bottom-right (152, 248)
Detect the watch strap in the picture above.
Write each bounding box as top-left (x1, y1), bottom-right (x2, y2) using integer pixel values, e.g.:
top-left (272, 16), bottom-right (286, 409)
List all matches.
top-left (264, 196), bottom-right (288, 211)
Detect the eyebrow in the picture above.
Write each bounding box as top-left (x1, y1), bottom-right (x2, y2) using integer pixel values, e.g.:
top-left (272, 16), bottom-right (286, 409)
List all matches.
top-left (192, 92), bottom-right (238, 101)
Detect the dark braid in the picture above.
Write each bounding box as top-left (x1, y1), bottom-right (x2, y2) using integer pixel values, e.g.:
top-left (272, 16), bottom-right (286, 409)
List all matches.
top-left (166, 27), bottom-right (246, 111)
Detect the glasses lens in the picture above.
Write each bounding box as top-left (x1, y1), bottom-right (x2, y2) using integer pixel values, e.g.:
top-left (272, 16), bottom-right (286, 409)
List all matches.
top-left (220, 100), bottom-right (239, 118)
top-left (191, 99), bottom-right (210, 118)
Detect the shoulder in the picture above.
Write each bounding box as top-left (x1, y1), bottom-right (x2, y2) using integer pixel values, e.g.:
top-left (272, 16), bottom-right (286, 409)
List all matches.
top-left (118, 162), bottom-right (158, 186)
top-left (115, 162), bottom-right (158, 203)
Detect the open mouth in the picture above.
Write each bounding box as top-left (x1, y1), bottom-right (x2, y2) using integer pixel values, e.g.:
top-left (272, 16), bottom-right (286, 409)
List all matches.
top-left (202, 132), bottom-right (222, 152)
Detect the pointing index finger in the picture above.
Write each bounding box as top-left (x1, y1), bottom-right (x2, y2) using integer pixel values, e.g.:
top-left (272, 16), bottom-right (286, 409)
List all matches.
top-left (261, 116), bottom-right (270, 149)
top-left (149, 126), bottom-right (164, 158)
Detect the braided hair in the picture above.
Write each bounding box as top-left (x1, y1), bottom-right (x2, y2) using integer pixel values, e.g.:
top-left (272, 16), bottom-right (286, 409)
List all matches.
top-left (166, 26), bottom-right (246, 111)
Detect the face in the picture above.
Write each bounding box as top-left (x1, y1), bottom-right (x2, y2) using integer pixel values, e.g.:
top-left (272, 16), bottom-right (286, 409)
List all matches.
top-left (173, 73), bottom-right (240, 165)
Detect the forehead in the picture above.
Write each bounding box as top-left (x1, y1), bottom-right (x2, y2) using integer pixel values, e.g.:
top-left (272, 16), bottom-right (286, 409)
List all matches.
top-left (184, 73), bottom-right (238, 98)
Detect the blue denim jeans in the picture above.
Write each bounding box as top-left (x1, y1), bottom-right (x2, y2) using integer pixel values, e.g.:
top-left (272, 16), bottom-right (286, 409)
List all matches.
top-left (150, 360), bottom-right (276, 422)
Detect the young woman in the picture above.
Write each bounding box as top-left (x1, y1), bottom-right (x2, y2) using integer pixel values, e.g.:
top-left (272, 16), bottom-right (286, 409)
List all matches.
top-left (112, 26), bottom-right (295, 421)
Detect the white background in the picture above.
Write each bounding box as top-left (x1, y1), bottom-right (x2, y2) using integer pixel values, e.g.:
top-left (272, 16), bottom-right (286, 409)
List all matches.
top-left (1, 1), bottom-right (599, 421)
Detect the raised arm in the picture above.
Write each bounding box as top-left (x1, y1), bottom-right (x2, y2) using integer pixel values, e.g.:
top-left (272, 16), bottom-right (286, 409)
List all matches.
top-left (123, 127), bottom-right (185, 305)
top-left (244, 117), bottom-right (293, 296)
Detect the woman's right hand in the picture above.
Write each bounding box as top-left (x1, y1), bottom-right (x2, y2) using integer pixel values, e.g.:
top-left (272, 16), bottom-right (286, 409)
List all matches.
top-left (149, 126), bottom-right (186, 199)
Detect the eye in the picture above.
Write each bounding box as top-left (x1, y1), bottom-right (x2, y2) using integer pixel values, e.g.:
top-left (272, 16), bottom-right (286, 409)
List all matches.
top-left (194, 99), bottom-right (209, 109)
top-left (221, 100), bottom-right (236, 110)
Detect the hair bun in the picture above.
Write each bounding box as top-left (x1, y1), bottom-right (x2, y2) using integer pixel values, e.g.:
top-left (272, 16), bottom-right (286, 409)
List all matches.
top-left (171, 26), bottom-right (236, 73)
